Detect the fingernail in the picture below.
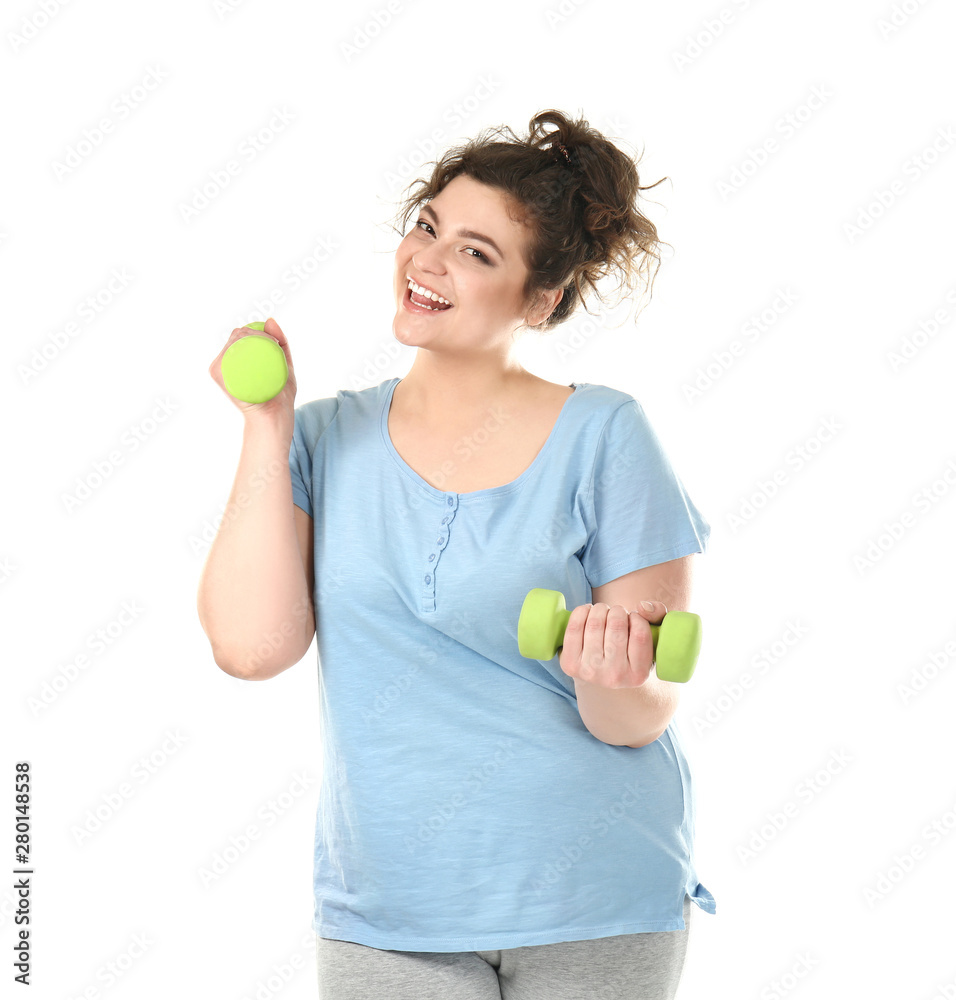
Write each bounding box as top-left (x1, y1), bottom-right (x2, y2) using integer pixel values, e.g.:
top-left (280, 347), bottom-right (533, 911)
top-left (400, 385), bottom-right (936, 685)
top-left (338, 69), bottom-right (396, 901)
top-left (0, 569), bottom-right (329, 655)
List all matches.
top-left (640, 601), bottom-right (654, 612)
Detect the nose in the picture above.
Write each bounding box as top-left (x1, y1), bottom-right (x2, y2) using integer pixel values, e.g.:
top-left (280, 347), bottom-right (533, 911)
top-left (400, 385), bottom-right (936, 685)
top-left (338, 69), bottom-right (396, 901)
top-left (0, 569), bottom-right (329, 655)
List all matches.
top-left (409, 239), bottom-right (447, 276)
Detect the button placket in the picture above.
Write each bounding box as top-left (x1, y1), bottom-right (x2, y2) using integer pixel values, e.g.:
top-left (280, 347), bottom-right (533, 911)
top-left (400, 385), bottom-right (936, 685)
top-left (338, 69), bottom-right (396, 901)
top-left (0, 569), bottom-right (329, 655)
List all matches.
top-left (422, 493), bottom-right (458, 612)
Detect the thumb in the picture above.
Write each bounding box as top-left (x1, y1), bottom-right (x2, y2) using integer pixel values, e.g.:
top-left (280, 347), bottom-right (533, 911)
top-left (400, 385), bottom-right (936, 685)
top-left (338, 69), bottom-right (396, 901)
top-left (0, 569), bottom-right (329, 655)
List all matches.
top-left (637, 600), bottom-right (665, 622)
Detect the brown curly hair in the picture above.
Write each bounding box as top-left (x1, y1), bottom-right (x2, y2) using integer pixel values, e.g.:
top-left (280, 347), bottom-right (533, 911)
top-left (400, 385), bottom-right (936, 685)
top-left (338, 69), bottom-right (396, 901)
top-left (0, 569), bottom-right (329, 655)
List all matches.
top-left (386, 108), bottom-right (670, 331)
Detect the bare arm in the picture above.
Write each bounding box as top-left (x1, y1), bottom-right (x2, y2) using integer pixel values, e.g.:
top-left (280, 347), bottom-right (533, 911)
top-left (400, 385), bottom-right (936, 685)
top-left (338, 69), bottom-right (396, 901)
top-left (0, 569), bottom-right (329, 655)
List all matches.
top-left (196, 319), bottom-right (315, 680)
top-left (573, 555), bottom-right (694, 747)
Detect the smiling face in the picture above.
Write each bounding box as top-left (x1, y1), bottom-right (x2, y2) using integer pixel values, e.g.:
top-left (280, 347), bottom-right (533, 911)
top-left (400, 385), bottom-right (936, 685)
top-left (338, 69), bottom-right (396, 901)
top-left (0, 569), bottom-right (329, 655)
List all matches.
top-left (392, 174), bottom-right (557, 355)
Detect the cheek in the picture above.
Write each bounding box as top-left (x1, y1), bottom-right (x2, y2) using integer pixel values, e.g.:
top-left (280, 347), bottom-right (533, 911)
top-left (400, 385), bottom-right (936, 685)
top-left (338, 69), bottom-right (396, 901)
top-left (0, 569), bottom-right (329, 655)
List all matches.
top-left (395, 234), bottom-right (416, 263)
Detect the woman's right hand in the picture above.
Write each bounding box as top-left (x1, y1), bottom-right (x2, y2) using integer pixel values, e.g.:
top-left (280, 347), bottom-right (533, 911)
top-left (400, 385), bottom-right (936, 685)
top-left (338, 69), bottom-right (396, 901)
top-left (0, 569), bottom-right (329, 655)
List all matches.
top-left (209, 317), bottom-right (299, 430)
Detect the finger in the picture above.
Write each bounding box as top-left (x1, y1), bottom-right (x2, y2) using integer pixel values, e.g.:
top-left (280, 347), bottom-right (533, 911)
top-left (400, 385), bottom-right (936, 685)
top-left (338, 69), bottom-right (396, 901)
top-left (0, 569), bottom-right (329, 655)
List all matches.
top-left (260, 316), bottom-right (286, 346)
top-left (636, 599), bottom-right (667, 623)
top-left (603, 605), bottom-right (630, 663)
top-left (581, 602), bottom-right (609, 678)
top-left (256, 318), bottom-right (297, 379)
top-left (627, 610), bottom-right (654, 677)
top-left (561, 603), bottom-right (592, 662)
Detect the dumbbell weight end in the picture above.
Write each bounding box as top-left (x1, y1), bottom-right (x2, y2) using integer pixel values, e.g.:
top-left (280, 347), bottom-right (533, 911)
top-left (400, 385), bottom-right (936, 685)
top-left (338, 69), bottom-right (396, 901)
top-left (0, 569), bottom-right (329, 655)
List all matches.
top-left (221, 321), bottom-right (289, 403)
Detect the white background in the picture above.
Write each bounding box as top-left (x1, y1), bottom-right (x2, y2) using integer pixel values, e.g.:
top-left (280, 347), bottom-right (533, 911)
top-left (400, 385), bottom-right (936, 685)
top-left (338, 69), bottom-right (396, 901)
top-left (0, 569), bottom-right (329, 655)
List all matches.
top-left (3, 0), bottom-right (955, 997)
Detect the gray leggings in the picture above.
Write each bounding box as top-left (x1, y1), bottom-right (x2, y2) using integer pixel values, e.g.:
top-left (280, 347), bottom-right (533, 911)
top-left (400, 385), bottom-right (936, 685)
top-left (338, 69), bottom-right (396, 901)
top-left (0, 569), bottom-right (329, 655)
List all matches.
top-left (315, 894), bottom-right (692, 999)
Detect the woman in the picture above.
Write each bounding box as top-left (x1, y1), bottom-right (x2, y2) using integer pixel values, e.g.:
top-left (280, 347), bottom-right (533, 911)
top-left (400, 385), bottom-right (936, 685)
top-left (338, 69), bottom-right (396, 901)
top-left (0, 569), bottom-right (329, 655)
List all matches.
top-left (198, 108), bottom-right (714, 999)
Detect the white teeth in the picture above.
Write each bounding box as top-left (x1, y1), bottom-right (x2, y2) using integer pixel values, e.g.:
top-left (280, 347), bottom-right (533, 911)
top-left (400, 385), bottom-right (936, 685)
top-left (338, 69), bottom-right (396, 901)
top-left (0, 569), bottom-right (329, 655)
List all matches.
top-left (407, 277), bottom-right (451, 306)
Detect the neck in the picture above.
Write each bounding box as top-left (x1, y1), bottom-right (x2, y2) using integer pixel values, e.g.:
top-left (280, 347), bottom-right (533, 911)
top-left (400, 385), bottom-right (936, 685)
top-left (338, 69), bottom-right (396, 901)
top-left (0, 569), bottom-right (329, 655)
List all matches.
top-left (394, 350), bottom-right (534, 422)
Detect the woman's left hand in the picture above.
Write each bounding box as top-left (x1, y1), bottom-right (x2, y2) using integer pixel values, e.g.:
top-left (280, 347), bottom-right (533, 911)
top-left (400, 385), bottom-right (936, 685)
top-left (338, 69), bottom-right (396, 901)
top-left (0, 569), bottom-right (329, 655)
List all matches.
top-left (558, 600), bottom-right (666, 689)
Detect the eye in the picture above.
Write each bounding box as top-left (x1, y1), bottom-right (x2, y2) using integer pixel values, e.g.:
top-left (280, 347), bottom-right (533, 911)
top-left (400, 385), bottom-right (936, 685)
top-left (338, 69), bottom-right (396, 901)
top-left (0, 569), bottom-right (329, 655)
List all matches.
top-left (413, 219), bottom-right (489, 263)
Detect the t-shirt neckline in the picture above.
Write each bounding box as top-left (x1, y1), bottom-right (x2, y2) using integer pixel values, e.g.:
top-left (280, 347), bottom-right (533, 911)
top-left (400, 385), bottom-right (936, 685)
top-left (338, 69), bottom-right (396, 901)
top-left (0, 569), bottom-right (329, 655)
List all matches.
top-left (380, 377), bottom-right (583, 501)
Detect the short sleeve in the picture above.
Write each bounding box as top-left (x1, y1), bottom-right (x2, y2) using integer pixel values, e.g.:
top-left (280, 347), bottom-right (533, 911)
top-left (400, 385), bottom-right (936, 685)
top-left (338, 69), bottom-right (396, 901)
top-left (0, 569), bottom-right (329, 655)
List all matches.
top-left (580, 399), bottom-right (710, 588)
top-left (289, 407), bottom-right (313, 518)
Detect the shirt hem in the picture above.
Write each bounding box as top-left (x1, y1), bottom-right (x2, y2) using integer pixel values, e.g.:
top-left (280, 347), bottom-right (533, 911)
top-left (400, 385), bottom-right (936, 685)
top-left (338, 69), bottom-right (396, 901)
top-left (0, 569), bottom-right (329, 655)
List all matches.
top-left (312, 903), bottom-right (712, 952)
top-left (587, 537), bottom-right (708, 590)
top-left (291, 488), bottom-right (312, 518)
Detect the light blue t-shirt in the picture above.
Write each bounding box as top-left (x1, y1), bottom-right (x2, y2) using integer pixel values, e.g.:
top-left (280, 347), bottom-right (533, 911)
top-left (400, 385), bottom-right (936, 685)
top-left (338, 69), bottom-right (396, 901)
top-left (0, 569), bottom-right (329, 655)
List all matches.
top-left (288, 376), bottom-right (715, 952)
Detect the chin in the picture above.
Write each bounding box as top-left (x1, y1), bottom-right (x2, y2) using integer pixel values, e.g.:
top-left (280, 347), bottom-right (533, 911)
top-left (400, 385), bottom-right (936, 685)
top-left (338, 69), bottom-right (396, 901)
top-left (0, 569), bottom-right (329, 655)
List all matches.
top-left (392, 316), bottom-right (422, 344)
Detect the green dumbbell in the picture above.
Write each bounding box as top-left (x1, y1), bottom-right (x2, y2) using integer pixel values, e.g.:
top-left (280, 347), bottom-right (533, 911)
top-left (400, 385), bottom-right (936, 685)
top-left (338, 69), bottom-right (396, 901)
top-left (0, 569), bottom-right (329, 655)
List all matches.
top-left (221, 321), bottom-right (289, 403)
top-left (517, 587), bottom-right (702, 682)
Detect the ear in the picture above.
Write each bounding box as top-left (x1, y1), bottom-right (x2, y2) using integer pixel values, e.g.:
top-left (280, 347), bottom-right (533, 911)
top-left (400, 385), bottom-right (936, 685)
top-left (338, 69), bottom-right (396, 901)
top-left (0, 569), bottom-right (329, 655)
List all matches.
top-left (526, 286), bottom-right (564, 328)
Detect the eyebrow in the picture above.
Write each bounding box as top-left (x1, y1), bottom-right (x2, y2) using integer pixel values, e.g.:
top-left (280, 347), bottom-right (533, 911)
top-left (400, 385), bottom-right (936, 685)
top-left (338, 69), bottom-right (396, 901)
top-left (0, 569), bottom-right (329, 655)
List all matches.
top-left (419, 204), bottom-right (505, 260)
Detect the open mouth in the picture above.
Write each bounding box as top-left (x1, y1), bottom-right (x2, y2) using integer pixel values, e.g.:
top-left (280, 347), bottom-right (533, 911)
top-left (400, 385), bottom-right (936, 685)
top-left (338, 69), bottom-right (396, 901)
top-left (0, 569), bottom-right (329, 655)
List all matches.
top-left (404, 283), bottom-right (453, 313)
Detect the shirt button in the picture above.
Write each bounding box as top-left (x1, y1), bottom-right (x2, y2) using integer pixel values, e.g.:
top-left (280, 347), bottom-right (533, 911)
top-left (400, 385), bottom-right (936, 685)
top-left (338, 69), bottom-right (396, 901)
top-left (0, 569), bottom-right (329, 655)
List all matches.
top-left (447, 497), bottom-right (454, 506)
top-left (428, 553), bottom-right (435, 561)
top-left (425, 574), bottom-right (431, 584)
top-left (441, 517), bottom-right (449, 524)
